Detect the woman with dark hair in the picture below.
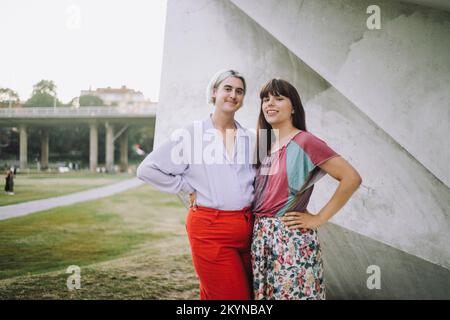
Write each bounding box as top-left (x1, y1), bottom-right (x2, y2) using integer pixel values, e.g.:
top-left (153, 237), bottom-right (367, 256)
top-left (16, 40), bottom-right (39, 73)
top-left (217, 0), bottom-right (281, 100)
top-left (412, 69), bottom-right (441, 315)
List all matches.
top-left (252, 78), bottom-right (362, 300)
top-left (137, 69), bottom-right (255, 300)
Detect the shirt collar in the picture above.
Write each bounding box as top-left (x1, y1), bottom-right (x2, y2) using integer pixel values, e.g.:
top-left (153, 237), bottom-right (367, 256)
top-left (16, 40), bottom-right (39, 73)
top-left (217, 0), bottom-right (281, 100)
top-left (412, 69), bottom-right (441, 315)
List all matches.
top-left (205, 113), bottom-right (245, 133)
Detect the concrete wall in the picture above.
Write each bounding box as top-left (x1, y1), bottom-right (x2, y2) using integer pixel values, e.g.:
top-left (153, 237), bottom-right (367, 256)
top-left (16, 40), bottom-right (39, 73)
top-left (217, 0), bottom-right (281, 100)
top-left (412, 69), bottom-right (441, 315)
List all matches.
top-left (156, 0), bottom-right (328, 145)
top-left (230, 0), bottom-right (450, 188)
top-left (400, 0), bottom-right (450, 12)
top-left (157, 0), bottom-right (450, 298)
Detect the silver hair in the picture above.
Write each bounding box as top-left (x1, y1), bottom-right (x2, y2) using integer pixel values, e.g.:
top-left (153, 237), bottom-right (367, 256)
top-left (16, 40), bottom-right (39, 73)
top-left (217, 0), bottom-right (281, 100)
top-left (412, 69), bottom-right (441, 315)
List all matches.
top-left (206, 69), bottom-right (246, 105)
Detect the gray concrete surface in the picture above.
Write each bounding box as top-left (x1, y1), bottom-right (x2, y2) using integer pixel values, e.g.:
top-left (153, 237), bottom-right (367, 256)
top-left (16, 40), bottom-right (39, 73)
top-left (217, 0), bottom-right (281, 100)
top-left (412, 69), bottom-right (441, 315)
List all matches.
top-left (321, 222), bottom-right (450, 299)
top-left (156, 0), bottom-right (450, 298)
top-left (231, 0), bottom-right (450, 188)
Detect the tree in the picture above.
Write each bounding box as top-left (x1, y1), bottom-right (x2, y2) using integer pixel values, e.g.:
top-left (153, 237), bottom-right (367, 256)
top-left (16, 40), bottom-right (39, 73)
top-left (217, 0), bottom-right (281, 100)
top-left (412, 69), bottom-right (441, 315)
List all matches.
top-left (0, 88), bottom-right (20, 108)
top-left (24, 92), bottom-right (63, 107)
top-left (79, 95), bottom-right (105, 107)
top-left (24, 80), bottom-right (62, 107)
top-left (32, 80), bottom-right (57, 96)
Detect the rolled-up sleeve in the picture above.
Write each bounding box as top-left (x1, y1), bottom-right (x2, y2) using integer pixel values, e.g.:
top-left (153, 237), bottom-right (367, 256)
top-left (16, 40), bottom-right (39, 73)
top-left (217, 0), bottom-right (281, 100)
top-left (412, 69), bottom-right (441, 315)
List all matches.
top-left (136, 138), bottom-right (195, 194)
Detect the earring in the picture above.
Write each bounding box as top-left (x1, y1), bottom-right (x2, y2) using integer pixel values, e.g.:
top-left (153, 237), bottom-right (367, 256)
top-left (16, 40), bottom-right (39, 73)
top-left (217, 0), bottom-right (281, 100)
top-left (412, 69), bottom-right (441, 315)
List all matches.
top-left (291, 110), bottom-right (295, 114)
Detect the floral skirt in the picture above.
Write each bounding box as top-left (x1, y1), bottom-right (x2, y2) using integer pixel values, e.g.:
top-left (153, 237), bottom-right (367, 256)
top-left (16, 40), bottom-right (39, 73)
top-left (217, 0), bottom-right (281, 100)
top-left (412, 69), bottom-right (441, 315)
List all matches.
top-left (251, 216), bottom-right (325, 300)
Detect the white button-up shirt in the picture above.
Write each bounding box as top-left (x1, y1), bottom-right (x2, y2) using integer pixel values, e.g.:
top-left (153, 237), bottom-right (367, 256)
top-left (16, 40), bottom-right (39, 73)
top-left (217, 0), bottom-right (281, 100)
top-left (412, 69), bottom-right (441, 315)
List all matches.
top-left (137, 115), bottom-right (256, 210)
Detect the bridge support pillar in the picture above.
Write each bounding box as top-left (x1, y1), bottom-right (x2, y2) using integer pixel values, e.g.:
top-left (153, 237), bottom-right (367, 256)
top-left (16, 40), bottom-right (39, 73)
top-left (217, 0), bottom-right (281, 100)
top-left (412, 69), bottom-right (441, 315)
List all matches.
top-left (120, 129), bottom-right (128, 172)
top-left (40, 129), bottom-right (49, 170)
top-left (19, 124), bottom-right (28, 170)
top-left (105, 122), bottom-right (114, 173)
top-left (89, 123), bottom-right (98, 172)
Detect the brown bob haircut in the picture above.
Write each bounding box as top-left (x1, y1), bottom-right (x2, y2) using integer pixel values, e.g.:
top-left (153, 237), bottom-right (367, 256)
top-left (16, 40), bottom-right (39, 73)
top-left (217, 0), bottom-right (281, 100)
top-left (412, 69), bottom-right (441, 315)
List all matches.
top-left (256, 78), bottom-right (307, 167)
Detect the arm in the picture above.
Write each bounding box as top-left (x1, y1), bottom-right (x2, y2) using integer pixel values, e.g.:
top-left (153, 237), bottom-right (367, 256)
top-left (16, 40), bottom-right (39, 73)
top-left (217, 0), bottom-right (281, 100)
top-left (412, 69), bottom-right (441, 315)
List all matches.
top-left (316, 156), bottom-right (362, 223)
top-left (136, 138), bottom-right (195, 195)
top-left (281, 156), bottom-right (362, 229)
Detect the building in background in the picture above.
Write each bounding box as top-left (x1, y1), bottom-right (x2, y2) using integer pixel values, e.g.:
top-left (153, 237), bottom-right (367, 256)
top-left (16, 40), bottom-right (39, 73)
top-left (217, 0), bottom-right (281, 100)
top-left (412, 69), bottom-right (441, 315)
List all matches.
top-left (80, 85), bottom-right (156, 108)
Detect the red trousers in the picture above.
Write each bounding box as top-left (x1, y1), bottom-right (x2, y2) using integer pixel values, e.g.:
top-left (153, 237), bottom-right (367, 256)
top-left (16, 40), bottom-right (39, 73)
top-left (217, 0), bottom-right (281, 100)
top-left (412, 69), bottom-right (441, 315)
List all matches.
top-left (186, 205), bottom-right (254, 300)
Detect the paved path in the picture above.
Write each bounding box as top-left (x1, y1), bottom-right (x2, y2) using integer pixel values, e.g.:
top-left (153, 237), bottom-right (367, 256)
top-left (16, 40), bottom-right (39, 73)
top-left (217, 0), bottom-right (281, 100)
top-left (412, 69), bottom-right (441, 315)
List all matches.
top-left (0, 177), bottom-right (144, 221)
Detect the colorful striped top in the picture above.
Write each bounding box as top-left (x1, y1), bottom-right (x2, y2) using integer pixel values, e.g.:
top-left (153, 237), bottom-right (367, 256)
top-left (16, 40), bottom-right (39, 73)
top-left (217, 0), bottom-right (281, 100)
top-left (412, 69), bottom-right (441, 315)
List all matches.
top-left (253, 131), bottom-right (339, 217)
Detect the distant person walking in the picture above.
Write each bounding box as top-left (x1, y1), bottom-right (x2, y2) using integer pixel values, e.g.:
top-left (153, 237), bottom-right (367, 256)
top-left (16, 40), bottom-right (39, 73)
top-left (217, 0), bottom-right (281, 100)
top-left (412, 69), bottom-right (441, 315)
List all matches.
top-left (4, 169), bottom-right (14, 195)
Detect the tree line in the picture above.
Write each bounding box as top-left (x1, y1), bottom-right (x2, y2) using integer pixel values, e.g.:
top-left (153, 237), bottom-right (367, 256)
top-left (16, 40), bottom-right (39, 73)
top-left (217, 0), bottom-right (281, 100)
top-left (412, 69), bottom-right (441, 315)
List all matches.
top-left (0, 80), bottom-right (104, 108)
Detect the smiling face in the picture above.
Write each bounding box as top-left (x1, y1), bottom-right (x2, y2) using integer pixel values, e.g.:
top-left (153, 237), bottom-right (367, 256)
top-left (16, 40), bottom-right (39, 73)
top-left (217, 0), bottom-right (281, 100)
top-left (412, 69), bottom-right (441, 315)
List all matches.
top-left (212, 76), bottom-right (245, 114)
top-left (261, 93), bottom-right (293, 127)
top-left (258, 78), bottom-right (306, 131)
top-left (256, 79), bottom-right (307, 166)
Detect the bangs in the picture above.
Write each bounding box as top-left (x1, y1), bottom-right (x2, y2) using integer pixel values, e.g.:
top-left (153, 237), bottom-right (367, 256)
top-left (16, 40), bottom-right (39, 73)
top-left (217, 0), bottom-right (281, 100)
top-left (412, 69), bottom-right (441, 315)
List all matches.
top-left (259, 78), bottom-right (290, 99)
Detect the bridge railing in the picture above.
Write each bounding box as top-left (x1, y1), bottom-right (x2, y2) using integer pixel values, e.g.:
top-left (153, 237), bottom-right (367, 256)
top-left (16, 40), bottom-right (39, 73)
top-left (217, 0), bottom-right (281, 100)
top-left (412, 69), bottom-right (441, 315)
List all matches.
top-left (0, 106), bottom-right (156, 118)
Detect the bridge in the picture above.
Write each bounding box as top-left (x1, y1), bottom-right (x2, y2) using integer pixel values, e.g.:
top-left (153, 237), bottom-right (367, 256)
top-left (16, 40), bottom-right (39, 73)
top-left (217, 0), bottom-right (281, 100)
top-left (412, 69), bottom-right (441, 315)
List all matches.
top-left (0, 106), bottom-right (156, 172)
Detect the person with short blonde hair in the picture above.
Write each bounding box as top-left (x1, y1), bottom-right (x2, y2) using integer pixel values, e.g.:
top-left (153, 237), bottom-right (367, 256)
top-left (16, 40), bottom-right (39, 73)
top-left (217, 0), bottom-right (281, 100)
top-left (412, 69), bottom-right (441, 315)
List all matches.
top-left (137, 69), bottom-right (255, 300)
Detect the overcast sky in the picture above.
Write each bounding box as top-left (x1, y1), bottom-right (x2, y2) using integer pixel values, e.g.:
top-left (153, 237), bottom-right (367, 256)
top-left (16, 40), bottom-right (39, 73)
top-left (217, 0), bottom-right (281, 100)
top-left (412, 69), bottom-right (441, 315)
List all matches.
top-left (0, 0), bottom-right (167, 103)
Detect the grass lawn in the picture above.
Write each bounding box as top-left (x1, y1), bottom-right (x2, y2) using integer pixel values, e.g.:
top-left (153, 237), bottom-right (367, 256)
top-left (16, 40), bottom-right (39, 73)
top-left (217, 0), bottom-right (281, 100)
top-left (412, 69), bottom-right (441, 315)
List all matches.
top-left (0, 171), bottom-right (132, 206)
top-left (0, 184), bottom-right (199, 299)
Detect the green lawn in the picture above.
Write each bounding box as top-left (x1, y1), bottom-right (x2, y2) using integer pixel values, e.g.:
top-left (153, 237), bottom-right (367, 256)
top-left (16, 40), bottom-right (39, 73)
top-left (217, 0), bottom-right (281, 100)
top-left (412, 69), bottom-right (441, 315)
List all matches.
top-left (0, 184), bottom-right (199, 299)
top-left (0, 171), bottom-right (131, 206)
